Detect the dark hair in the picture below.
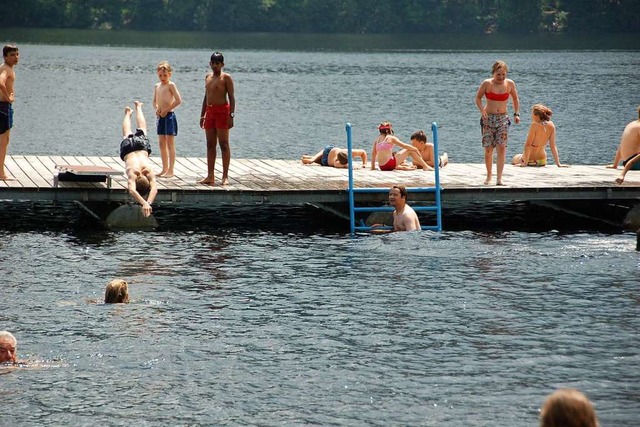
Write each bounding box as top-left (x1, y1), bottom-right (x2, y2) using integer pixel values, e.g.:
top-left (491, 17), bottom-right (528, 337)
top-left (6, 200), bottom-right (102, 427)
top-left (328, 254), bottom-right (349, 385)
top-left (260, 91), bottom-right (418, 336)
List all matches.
top-left (210, 51), bottom-right (224, 63)
top-left (392, 185), bottom-right (408, 199)
top-left (410, 130), bottom-right (427, 143)
top-left (337, 151), bottom-right (348, 165)
top-left (3, 45), bottom-right (18, 57)
top-left (136, 176), bottom-right (150, 197)
top-left (378, 121), bottom-right (393, 135)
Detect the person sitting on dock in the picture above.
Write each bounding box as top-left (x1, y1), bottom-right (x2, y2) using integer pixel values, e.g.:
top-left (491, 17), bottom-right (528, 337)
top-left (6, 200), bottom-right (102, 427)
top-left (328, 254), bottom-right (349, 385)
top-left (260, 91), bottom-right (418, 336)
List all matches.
top-left (408, 130), bottom-right (448, 169)
top-left (301, 145), bottom-right (367, 168)
top-left (389, 185), bottom-right (421, 231)
top-left (511, 104), bottom-right (569, 168)
top-left (371, 122), bottom-right (432, 171)
top-left (608, 106), bottom-right (640, 184)
top-left (120, 101), bottom-right (158, 218)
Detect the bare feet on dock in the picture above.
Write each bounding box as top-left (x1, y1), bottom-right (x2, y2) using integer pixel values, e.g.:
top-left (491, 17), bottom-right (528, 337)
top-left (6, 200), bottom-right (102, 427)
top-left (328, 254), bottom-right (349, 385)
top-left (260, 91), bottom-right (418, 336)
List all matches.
top-left (157, 170), bottom-right (168, 177)
top-left (496, 180), bottom-right (505, 186)
top-left (163, 173), bottom-right (174, 178)
top-left (0, 175), bottom-right (15, 181)
top-left (484, 175), bottom-right (492, 185)
top-left (198, 177), bottom-right (215, 186)
top-left (222, 178), bottom-right (229, 186)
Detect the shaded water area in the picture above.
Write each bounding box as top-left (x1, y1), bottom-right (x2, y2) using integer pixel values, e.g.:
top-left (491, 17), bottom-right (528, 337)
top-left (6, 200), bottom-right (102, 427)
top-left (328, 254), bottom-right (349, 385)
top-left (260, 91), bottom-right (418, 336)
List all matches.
top-left (0, 30), bottom-right (639, 426)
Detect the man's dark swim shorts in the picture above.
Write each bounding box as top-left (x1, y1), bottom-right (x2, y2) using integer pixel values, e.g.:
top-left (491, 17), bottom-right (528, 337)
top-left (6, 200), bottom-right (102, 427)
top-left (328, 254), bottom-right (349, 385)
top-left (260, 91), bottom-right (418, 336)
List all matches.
top-left (120, 128), bottom-right (151, 160)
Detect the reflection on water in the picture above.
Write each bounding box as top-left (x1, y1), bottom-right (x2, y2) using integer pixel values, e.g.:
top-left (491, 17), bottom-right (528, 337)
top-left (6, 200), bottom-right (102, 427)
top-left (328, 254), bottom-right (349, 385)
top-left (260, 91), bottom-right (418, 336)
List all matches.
top-left (2, 28), bottom-right (639, 51)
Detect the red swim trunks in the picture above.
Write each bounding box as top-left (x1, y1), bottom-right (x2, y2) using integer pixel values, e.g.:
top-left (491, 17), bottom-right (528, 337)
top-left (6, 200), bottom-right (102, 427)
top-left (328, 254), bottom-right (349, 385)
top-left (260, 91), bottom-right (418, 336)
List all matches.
top-left (379, 156), bottom-right (396, 171)
top-left (203, 103), bottom-right (230, 130)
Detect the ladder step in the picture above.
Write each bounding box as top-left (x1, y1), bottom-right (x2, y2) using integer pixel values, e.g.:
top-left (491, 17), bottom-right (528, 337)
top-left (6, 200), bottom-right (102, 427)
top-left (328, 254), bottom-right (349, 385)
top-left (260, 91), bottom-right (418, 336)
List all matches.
top-left (352, 187), bottom-right (439, 194)
top-left (353, 206), bottom-right (439, 213)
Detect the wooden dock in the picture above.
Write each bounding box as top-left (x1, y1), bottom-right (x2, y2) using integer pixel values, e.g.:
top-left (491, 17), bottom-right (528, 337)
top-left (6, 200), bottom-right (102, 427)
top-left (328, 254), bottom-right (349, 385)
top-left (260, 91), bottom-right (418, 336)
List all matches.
top-left (1, 155), bottom-right (639, 206)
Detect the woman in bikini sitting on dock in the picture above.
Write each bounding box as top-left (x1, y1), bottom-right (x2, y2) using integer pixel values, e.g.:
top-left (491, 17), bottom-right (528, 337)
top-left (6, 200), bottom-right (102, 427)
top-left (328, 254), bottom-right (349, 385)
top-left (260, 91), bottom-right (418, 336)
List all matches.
top-left (511, 104), bottom-right (569, 168)
top-left (370, 121), bottom-right (432, 171)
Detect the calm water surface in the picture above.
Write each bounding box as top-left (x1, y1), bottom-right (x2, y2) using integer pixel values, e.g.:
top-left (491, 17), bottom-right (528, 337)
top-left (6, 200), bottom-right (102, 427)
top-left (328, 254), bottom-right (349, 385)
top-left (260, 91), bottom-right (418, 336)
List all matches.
top-left (0, 32), bottom-right (638, 426)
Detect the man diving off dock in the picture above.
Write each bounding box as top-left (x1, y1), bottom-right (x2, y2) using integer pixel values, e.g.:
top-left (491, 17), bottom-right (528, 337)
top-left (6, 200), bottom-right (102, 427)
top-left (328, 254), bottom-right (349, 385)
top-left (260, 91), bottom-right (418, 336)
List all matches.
top-left (120, 101), bottom-right (157, 217)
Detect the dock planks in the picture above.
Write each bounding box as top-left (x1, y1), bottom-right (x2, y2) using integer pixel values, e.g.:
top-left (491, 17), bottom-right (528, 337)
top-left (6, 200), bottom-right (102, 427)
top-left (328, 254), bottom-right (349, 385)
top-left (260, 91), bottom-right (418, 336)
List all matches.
top-left (1, 155), bottom-right (639, 205)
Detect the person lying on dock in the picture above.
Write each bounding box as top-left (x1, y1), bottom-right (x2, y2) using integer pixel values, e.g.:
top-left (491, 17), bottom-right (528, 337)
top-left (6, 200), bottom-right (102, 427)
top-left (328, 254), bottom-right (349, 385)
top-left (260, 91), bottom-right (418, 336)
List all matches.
top-left (608, 106), bottom-right (640, 184)
top-left (301, 145), bottom-right (367, 168)
top-left (371, 121), bottom-right (432, 171)
top-left (120, 102), bottom-right (158, 217)
top-left (407, 130), bottom-right (448, 169)
top-left (511, 104), bottom-right (569, 168)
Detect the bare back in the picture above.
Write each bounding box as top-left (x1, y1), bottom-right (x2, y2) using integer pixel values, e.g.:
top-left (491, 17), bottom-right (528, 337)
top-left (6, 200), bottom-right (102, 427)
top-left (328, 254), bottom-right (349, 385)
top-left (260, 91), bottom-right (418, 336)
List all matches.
top-left (526, 121), bottom-right (556, 160)
top-left (125, 151), bottom-right (152, 180)
top-left (618, 120), bottom-right (640, 160)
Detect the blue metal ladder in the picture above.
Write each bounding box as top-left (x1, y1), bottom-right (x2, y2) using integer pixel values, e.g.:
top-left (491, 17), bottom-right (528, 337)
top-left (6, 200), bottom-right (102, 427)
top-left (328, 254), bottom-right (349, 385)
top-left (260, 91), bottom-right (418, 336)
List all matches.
top-left (346, 122), bottom-right (443, 234)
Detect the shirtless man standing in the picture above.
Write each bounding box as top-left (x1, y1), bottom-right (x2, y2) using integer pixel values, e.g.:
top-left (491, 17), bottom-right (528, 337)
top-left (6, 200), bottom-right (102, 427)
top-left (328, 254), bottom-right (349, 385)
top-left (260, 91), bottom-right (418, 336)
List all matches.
top-left (0, 45), bottom-right (19, 181)
top-left (120, 101), bottom-right (158, 217)
top-left (199, 52), bottom-right (235, 186)
top-left (389, 185), bottom-right (421, 231)
top-left (608, 106), bottom-right (640, 184)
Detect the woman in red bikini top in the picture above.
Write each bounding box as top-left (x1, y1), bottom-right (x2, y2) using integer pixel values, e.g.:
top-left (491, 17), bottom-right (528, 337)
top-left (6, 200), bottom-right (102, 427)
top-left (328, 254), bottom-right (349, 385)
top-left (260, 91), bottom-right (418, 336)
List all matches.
top-left (475, 61), bottom-right (520, 120)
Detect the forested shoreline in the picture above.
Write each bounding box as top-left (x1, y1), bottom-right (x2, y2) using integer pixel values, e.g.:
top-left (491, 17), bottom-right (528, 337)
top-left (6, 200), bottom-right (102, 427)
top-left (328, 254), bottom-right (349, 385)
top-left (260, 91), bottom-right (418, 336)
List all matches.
top-left (2, 0), bottom-right (639, 34)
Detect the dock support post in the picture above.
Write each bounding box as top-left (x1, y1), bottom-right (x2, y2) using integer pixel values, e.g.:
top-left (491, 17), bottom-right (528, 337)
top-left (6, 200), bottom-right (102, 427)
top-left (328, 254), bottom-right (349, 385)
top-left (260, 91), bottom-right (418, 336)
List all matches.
top-left (75, 201), bottom-right (158, 230)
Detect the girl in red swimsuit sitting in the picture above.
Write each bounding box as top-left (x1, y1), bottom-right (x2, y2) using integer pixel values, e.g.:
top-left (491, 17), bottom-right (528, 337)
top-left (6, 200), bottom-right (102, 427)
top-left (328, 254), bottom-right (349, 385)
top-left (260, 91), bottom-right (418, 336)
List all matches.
top-left (370, 121), bottom-right (432, 171)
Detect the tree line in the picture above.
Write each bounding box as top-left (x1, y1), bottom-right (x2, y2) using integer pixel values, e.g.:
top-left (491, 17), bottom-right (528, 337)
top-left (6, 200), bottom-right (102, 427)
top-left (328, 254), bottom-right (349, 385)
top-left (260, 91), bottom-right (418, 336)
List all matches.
top-left (2, 0), bottom-right (639, 34)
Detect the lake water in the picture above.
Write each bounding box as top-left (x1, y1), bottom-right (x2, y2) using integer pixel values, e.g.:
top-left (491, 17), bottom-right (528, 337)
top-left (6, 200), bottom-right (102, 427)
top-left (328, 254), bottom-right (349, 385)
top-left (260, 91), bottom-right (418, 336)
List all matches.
top-left (0, 30), bottom-right (639, 426)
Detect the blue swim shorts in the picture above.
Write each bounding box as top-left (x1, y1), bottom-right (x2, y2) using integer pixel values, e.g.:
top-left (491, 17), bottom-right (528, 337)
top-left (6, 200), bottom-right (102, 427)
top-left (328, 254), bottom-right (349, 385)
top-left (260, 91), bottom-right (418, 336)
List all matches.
top-left (321, 145), bottom-right (335, 166)
top-left (0, 101), bottom-right (13, 134)
top-left (157, 112), bottom-right (178, 136)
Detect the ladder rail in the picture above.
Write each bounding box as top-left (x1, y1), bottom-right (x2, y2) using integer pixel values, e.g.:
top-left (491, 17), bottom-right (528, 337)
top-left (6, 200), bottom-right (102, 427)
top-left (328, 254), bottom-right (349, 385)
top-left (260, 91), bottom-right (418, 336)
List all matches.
top-left (347, 122), bottom-right (443, 234)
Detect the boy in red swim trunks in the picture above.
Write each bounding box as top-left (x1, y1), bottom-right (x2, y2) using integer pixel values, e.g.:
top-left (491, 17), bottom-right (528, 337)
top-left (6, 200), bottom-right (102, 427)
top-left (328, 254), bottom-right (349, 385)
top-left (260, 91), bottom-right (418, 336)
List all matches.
top-left (199, 52), bottom-right (235, 186)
